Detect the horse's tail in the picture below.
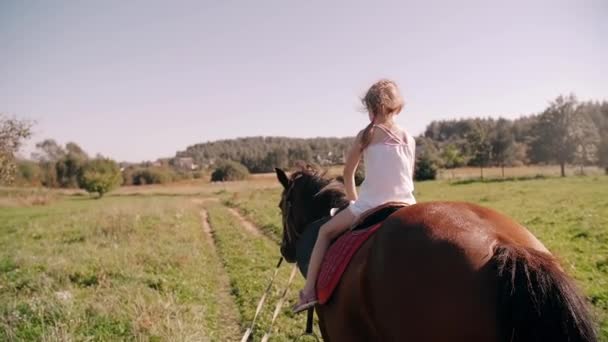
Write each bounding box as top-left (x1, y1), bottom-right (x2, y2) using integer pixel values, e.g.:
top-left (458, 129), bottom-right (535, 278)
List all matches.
top-left (491, 244), bottom-right (597, 342)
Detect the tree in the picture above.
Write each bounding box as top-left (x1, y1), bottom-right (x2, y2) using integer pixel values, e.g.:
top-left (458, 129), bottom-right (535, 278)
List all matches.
top-left (531, 94), bottom-right (579, 177)
top-left (263, 148), bottom-right (289, 172)
top-left (31, 140), bottom-right (90, 188)
top-left (56, 142), bottom-right (89, 187)
top-left (599, 135), bottom-right (608, 175)
top-left (66, 142), bottom-right (88, 160)
top-left (570, 112), bottom-right (600, 174)
top-left (32, 139), bottom-right (65, 162)
top-left (584, 101), bottom-right (608, 174)
top-left (211, 160), bottom-right (250, 182)
top-left (467, 121), bottom-right (493, 180)
top-left (440, 144), bottom-right (466, 179)
top-left (56, 154), bottom-right (86, 188)
top-left (0, 115), bottom-right (33, 184)
top-left (288, 146), bottom-right (313, 166)
top-left (491, 119), bottom-right (516, 178)
top-left (78, 158), bottom-right (122, 197)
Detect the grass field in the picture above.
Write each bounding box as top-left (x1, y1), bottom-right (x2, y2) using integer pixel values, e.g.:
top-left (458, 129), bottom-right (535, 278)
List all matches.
top-left (0, 197), bottom-right (243, 341)
top-left (1, 170), bottom-right (607, 340)
top-left (218, 175), bottom-right (608, 340)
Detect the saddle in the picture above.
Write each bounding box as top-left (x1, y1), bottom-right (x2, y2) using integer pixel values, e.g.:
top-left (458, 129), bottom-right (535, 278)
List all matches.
top-left (295, 202), bottom-right (408, 304)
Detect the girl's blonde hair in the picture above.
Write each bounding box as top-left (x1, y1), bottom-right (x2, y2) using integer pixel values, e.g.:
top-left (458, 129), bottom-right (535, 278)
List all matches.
top-left (359, 79), bottom-right (404, 151)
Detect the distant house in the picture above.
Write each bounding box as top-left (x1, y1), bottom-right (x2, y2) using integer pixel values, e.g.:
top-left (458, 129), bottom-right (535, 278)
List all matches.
top-left (176, 157), bottom-right (198, 170)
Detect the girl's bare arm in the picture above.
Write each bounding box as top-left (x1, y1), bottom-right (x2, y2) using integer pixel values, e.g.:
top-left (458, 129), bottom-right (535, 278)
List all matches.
top-left (343, 134), bottom-right (363, 201)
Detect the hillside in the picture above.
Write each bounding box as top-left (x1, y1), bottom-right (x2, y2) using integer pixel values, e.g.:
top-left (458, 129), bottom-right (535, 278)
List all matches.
top-left (175, 136), bottom-right (355, 173)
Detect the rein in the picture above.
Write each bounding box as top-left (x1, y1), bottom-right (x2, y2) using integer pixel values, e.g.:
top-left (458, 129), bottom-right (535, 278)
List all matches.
top-left (240, 257), bottom-right (285, 342)
top-left (240, 256), bottom-right (320, 341)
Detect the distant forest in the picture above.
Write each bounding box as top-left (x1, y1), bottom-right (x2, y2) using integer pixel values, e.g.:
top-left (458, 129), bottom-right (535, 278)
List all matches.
top-left (176, 137), bottom-right (354, 173)
top-left (177, 95), bottom-right (608, 176)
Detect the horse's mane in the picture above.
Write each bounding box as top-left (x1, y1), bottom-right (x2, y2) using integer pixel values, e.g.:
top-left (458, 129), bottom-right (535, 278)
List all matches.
top-left (288, 166), bottom-right (350, 214)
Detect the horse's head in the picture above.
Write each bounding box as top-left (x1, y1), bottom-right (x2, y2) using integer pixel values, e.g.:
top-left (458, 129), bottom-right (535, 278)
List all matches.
top-left (275, 167), bottom-right (349, 263)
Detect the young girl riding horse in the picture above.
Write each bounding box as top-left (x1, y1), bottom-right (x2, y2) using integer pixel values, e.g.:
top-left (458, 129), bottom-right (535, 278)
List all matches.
top-left (294, 79), bottom-right (417, 313)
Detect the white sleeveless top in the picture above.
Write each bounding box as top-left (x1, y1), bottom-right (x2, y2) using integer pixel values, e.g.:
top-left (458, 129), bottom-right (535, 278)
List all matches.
top-left (348, 124), bottom-right (416, 216)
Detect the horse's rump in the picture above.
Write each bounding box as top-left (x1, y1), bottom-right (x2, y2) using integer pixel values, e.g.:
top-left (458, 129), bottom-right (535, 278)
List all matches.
top-left (333, 203), bottom-right (598, 341)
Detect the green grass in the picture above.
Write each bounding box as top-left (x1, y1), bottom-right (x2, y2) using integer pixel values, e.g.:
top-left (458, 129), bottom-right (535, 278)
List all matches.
top-left (228, 175), bottom-right (608, 340)
top-left (1, 174), bottom-right (606, 340)
top-left (206, 204), bottom-right (318, 341)
top-left (0, 196), bottom-right (240, 341)
top-left (223, 190), bottom-right (283, 242)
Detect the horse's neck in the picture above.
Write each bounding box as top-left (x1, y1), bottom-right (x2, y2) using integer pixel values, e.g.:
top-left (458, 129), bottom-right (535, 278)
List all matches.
top-left (310, 198), bottom-right (339, 222)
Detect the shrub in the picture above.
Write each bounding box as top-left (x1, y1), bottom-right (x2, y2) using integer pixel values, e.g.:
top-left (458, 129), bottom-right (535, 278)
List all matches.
top-left (211, 160), bottom-right (250, 182)
top-left (414, 154), bottom-right (438, 181)
top-left (15, 160), bottom-right (42, 186)
top-left (78, 158), bottom-right (122, 197)
top-left (130, 168), bottom-right (173, 185)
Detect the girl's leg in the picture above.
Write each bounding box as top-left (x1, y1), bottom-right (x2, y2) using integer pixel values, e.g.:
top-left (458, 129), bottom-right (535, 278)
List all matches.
top-left (293, 208), bottom-right (357, 312)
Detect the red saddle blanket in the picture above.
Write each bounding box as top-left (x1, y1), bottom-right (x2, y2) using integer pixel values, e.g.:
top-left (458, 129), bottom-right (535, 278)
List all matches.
top-left (316, 223), bottom-right (383, 304)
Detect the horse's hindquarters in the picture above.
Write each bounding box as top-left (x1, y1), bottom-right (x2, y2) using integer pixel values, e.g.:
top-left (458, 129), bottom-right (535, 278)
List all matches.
top-left (364, 217), bottom-right (499, 342)
top-left (317, 202), bottom-right (596, 342)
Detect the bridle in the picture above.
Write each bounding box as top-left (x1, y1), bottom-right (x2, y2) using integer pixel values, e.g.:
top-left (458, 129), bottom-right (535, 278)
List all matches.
top-left (282, 176), bottom-right (335, 248)
top-left (282, 179), bottom-right (301, 247)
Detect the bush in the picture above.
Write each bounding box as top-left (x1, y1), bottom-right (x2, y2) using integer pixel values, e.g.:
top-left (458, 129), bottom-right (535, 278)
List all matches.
top-left (15, 160), bottom-right (42, 186)
top-left (130, 167), bottom-right (174, 185)
top-left (211, 160), bottom-right (250, 182)
top-left (414, 155), bottom-right (438, 181)
top-left (78, 158), bottom-right (122, 197)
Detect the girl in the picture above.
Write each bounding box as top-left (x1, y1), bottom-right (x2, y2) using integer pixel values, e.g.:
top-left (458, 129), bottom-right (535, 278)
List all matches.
top-left (293, 79), bottom-right (417, 313)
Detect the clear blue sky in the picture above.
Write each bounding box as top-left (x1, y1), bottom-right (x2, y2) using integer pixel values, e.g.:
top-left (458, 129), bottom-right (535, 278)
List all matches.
top-left (1, 0), bottom-right (606, 162)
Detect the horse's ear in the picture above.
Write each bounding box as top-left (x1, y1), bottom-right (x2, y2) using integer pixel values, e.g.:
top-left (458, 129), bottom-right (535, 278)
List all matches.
top-left (275, 168), bottom-right (289, 189)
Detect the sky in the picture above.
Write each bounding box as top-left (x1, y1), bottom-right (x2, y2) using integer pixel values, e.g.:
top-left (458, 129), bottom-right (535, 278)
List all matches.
top-left (1, 0), bottom-right (607, 162)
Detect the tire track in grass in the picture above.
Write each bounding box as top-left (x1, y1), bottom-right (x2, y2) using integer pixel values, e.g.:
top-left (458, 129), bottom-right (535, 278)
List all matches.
top-left (223, 189), bottom-right (282, 243)
top-left (205, 203), bottom-right (317, 341)
top-left (197, 208), bottom-right (242, 341)
top-left (225, 207), bottom-right (262, 237)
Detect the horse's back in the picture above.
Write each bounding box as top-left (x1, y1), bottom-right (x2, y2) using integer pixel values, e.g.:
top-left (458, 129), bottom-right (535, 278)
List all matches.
top-left (391, 202), bottom-right (550, 256)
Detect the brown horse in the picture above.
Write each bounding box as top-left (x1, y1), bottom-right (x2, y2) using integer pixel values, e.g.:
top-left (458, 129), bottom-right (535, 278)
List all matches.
top-left (275, 168), bottom-right (597, 342)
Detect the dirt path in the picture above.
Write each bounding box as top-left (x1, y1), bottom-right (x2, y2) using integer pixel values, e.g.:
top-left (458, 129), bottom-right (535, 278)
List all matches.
top-left (199, 209), bottom-right (214, 247)
top-left (192, 197), bottom-right (261, 236)
top-left (194, 204), bottom-right (242, 340)
top-left (226, 207), bottom-right (262, 236)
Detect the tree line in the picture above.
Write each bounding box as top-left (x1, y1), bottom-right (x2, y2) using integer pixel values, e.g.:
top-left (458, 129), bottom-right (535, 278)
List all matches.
top-left (0, 124), bottom-right (121, 196)
top-left (416, 95), bottom-right (607, 178)
top-left (13, 139), bottom-right (195, 190)
top-left (176, 94), bottom-right (607, 179)
top-left (1, 94), bottom-right (606, 190)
